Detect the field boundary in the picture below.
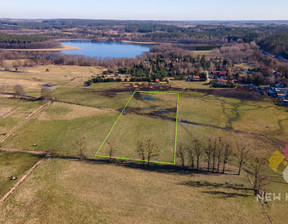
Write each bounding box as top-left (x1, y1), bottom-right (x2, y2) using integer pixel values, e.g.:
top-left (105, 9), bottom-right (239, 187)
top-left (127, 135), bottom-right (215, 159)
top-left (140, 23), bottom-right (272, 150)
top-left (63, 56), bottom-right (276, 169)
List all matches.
top-left (0, 101), bottom-right (52, 144)
top-left (0, 158), bottom-right (46, 204)
top-left (95, 91), bottom-right (179, 165)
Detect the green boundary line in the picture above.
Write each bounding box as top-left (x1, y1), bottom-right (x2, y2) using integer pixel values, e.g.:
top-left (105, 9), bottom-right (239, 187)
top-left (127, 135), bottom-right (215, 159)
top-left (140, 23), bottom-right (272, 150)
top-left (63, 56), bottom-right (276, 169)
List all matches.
top-left (95, 90), bottom-right (179, 165)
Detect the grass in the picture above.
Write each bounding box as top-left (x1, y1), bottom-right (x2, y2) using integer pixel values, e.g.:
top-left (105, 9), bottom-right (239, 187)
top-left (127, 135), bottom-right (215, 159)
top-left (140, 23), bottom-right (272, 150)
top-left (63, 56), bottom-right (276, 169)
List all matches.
top-left (0, 151), bottom-right (41, 198)
top-left (0, 63), bottom-right (288, 223)
top-left (0, 64), bottom-right (103, 96)
top-left (170, 80), bottom-right (211, 89)
top-left (0, 96), bottom-right (43, 134)
top-left (1, 158), bottom-right (287, 224)
top-left (52, 85), bottom-right (132, 110)
top-left (2, 105), bottom-right (119, 158)
top-left (98, 114), bottom-right (176, 163)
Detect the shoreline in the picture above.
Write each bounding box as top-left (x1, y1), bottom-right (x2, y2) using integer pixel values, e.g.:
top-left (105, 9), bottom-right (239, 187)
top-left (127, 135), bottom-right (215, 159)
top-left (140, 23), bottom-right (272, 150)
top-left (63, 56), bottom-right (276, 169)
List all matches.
top-left (120, 40), bottom-right (159, 45)
top-left (58, 38), bottom-right (160, 45)
top-left (0, 45), bottom-right (81, 52)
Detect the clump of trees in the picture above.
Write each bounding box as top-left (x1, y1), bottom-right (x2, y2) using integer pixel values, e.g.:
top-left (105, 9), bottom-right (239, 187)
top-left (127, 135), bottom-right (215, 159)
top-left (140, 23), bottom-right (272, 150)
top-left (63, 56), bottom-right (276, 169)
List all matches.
top-left (175, 134), bottom-right (257, 176)
top-left (41, 87), bottom-right (52, 103)
top-left (136, 138), bottom-right (159, 165)
top-left (13, 85), bottom-right (25, 98)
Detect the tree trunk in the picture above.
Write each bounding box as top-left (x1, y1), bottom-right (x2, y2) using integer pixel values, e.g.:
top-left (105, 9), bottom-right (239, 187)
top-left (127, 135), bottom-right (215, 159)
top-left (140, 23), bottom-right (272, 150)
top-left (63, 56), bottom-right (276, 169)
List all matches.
top-left (222, 162), bottom-right (226, 174)
top-left (191, 156), bottom-right (194, 169)
top-left (238, 163), bottom-right (242, 175)
top-left (197, 157), bottom-right (200, 170)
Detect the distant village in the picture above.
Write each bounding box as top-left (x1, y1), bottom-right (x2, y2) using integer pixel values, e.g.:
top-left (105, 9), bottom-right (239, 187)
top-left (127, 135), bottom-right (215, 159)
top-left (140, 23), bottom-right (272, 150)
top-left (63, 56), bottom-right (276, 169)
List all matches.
top-left (194, 66), bottom-right (288, 104)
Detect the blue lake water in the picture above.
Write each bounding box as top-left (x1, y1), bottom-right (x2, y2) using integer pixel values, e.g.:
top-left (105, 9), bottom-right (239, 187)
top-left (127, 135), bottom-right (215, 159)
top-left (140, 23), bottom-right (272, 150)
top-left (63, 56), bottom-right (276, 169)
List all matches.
top-left (61, 40), bottom-right (151, 58)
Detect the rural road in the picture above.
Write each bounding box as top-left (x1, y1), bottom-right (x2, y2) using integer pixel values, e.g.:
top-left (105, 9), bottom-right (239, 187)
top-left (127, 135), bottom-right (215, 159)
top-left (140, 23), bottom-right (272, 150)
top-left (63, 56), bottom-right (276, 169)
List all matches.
top-left (0, 148), bottom-right (48, 155)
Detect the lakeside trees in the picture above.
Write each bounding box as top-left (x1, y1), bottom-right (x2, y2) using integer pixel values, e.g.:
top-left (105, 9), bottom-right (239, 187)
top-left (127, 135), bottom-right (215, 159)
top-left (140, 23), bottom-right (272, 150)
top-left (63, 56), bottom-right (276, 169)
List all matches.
top-left (0, 33), bottom-right (60, 49)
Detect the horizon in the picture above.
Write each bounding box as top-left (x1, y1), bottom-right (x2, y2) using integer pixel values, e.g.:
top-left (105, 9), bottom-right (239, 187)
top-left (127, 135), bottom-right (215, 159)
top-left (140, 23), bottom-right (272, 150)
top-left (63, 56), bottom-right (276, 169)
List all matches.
top-left (1, 0), bottom-right (288, 21)
top-left (1, 18), bottom-right (288, 22)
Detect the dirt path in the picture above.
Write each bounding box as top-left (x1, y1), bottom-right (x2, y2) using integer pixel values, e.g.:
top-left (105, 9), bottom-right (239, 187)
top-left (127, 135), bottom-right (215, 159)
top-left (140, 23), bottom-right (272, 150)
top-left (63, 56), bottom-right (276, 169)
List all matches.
top-left (0, 101), bottom-right (52, 144)
top-left (1, 148), bottom-right (48, 155)
top-left (0, 158), bottom-right (46, 204)
top-left (0, 107), bottom-right (18, 119)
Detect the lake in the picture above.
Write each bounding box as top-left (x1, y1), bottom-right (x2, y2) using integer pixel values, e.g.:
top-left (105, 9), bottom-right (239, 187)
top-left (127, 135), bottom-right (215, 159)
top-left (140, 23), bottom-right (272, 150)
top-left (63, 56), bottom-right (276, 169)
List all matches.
top-left (60, 40), bottom-right (151, 58)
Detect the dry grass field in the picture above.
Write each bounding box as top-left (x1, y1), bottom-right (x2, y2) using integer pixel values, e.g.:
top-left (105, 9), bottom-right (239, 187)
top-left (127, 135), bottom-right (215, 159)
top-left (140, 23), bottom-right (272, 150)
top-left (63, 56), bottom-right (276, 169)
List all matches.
top-left (0, 152), bottom-right (41, 198)
top-left (1, 159), bottom-right (288, 224)
top-left (0, 63), bottom-right (288, 223)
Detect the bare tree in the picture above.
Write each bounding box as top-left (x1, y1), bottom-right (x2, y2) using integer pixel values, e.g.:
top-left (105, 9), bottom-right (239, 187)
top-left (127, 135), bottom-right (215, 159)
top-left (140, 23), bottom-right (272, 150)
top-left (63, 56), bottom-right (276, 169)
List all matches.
top-left (236, 141), bottom-right (249, 175)
top-left (136, 138), bottom-right (159, 165)
top-left (41, 87), bottom-right (52, 103)
top-left (76, 136), bottom-right (87, 160)
top-left (187, 145), bottom-right (195, 169)
top-left (177, 143), bottom-right (186, 167)
top-left (216, 137), bottom-right (223, 173)
top-left (212, 136), bottom-right (217, 172)
top-left (107, 140), bottom-right (116, 160)
top-left (194, 137), bottom-right (203, 170)
top-left (3, 62), bottom-right (13, 71)
top-left (249, 158), bottom-right (269, 193)
top-left (13, 85), bottom-right (25, 98)
top-left (222, 137), bottom-right (231, 174)
top-left (136, 140), bottom-right (145, 165)
top-left (204, 137), bottom-right (213, 171)
top-left (146, 138), bottom-right (159, 166)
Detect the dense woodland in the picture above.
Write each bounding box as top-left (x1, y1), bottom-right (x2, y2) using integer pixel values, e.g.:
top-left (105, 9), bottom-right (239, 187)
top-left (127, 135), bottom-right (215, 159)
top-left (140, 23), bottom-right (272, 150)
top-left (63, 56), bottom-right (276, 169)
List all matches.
top-left (0, 33), bottom-right (60, 49)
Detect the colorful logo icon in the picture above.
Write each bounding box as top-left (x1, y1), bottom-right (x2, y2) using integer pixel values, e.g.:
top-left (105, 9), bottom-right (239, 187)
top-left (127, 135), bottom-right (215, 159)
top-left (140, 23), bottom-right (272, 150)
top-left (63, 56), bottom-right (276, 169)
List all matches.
top-left (269, 144), bottom-right (288, 183)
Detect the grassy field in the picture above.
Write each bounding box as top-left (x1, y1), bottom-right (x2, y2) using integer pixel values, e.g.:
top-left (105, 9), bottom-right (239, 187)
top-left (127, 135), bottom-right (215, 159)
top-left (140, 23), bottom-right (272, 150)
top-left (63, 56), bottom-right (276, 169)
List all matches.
top-left (0, 64), bottom-right (103, 97)
top-left (0, 96), bottom-right (43, 134)
top-left (170, 80), bottom-right (211, 89)
top-left (0, 151), bottom-right (41, 198)
top-left (1, 158), bottom-right (287, 224)
top-left (1, 102), bottom-right (119, 158)
top-left (0, 64), bottom-right (288, 223)
top-left (52, 84), bottom-right (132, 110)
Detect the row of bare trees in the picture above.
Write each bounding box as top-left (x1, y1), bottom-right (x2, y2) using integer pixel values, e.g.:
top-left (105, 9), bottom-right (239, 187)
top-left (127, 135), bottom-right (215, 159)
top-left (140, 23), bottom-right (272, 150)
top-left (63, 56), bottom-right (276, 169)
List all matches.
top-left (177, 135), bottom-right (251, 175)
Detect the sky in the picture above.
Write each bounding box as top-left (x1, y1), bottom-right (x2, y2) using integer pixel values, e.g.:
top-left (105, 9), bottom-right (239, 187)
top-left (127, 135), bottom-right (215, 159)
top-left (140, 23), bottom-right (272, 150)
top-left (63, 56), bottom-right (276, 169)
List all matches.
top-left (0, 0), bottom-right (288, 21)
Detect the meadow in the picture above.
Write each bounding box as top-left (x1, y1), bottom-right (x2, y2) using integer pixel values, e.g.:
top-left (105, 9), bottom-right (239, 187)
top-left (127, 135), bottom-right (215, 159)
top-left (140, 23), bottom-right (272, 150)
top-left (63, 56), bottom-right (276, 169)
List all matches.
top-left (1, 159), bottom-right (288, 224)
top-left (0, 152), bottom-right (41, 198)
top-left (0, 64), bottom-right (288, 223)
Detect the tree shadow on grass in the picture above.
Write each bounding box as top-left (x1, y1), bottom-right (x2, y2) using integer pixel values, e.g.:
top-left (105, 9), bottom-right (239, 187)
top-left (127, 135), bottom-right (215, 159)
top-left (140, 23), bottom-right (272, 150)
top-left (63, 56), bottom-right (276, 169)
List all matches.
top-left (179, 180), bottom-right (253, 198)
top-left (50, 154), bottom-right (221, 177)
top-left (202, 191), bottom-right (251, 198)
top-left (180, 180), bottom-right (252, 191)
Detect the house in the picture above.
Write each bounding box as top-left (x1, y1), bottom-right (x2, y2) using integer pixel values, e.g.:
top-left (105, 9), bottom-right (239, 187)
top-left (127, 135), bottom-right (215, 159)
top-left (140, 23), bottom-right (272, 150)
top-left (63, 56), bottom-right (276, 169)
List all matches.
top-left (155, 79), bottom-right (160, 83)
top-left (276, 89), bottom-right (286, 98)
top-left (192, 75), bottom-right (200, 80)
top-left (277, 88), bottom-right (288, 95)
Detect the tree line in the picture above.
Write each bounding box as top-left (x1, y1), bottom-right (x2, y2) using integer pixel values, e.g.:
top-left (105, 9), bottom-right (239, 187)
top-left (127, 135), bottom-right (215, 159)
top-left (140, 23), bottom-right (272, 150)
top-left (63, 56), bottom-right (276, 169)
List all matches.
top-left (0, 33), bottom-right (60, 49)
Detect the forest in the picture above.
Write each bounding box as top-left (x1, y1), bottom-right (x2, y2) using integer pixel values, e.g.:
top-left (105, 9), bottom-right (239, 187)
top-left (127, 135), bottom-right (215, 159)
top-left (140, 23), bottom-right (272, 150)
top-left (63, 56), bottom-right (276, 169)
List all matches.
top-left (0, 33), bottom-right (60, 49)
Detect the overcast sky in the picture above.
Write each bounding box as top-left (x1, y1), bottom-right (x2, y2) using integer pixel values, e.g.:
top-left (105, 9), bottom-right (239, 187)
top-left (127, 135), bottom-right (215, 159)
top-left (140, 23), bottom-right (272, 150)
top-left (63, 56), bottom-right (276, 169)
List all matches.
top-left (1, 0), bottom-right (287, 20)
